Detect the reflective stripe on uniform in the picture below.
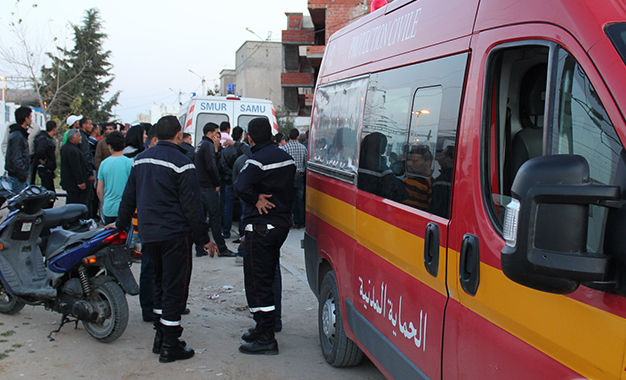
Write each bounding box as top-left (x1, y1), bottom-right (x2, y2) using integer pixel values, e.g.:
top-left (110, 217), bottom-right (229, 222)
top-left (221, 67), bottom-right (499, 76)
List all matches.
top-left (249, 305), bottom-right (276, 313)
top-left (133, 158), bottom-right (195, 173)
top-left (153, 309), bottom-right (163, 315)
top-left (245, 224), bottom-right (275, 232)
top-left (160, 318), bottom-right (181, 326)
top-left (245, 159), bottom-right (295, 171)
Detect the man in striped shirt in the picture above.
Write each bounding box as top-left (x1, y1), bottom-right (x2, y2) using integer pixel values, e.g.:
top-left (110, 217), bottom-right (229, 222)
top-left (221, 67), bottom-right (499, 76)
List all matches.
top-left (402, 145), bottom-right (434, 211)
top-left (280, 128), bottom-right (308, 229)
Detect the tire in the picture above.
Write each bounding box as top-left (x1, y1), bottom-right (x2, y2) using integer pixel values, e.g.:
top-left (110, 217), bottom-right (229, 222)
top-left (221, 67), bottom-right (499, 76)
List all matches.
top-left (319, 271), bottom-right (364, 367)
top-left (0, 284), bottom-right (24, 315)
top-left (83, 280), bottom-right (129, 343)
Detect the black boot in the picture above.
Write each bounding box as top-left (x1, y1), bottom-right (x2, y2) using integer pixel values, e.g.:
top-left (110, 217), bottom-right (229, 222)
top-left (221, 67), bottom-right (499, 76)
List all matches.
top-left (159, 334), bottom-right (194, 363)
top-left (239, 331), bottom-right (279, 355)
top-left (153, 326), bottom-right (187, 354)
top-left (241, 327), bottom-right (261, 343)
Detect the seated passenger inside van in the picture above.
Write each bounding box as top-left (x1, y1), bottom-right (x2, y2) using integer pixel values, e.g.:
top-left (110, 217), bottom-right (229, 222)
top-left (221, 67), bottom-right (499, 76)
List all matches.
top-left (358, 132), bottom-right (407, 202)
top-left (402, 145), bottom-right (433, 211)
top-left (431, 145), bottom-right (454, 218)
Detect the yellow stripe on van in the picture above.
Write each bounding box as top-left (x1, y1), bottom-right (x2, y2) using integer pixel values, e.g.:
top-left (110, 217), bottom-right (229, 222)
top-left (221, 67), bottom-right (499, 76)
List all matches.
top-left (448, 249), bottom-right (626, 380)
top-left (307, 187), bottom-right (448, 296)
top-left (308, 186), bottom-right (626, 379)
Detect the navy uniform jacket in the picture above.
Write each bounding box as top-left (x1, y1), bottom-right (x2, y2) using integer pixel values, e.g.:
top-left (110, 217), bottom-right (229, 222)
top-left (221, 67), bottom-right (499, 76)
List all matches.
top-left (235, 141), bottom-right (296, 229)
top-left (116, 141), bottom-right (210, 245)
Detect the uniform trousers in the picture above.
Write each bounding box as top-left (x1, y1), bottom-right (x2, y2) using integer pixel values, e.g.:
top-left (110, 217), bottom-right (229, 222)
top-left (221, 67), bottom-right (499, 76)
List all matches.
top-left (243, 224), bottom-right (289, 334)
top-left (66, 188), bottom-right (89, 206)
top-left (143, 235), bottom-right (193, 337)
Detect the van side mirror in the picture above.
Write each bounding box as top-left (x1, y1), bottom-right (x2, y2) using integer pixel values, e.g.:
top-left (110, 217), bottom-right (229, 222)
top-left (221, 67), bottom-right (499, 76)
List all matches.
top-left (501, 155), bottom-right (620, 294)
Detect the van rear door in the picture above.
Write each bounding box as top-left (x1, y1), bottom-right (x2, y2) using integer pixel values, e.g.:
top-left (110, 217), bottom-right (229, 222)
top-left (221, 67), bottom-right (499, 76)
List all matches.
top-left (192, 99), bottom-right (234, 144)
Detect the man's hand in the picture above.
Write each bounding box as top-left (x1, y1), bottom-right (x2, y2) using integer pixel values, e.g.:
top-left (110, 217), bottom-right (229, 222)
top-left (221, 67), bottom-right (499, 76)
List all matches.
top-left (104, 223), bottom-right (116, 229)
top-left (224, 139), bottom-right (235, 147)
top-left (255, 194), bottom-right (274, 214)
top-left (204, 241), bottom-right (218, 258)
top-left (211, 134), bottom-right (220, 151)
top-left (77, 183), bottom-right (86, 190)
top-left (88, 175), bottom-right (95, 184)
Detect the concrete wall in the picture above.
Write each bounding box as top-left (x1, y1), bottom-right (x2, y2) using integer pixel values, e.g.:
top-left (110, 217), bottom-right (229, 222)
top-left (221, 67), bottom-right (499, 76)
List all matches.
top-left (235, 41), bottom-right (282, 107)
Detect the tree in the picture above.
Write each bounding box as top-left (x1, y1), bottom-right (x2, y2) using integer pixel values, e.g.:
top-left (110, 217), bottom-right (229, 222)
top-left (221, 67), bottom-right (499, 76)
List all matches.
top-left (206, 84), bottom-right (220, 96)
top-left (276, 106), bottom-right (295, 135)
top-left (41, 8), bottom-right (119, 123)
top-left (0, 2), bottom-right (84, 120)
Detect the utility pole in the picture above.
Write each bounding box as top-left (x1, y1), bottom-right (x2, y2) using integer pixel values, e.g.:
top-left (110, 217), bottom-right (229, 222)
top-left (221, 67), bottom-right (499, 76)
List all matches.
top-left (0, 76), bottom-right (5, 102)
top-left (189, 69), bottom-right (206, 96)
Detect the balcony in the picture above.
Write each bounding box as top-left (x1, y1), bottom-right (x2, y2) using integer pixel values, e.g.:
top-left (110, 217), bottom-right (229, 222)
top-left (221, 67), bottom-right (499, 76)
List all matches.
top-left (282, 30), bottom-right (315, 45)
top-left (306, 45), bottom-right (325, 58)
top-left (282, 72), bottom-right (315, 88)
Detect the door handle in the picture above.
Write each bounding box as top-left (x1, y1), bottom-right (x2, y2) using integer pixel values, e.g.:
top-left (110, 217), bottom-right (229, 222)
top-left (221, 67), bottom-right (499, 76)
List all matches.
top-left (424, 222), bottom-right (439, 277)
top-left (460, 234), bottom-right (480, 296)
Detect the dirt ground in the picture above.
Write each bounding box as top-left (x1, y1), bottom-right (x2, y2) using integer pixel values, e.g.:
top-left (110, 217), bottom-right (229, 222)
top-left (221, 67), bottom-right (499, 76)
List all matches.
top-left (0, 213), bottom-right (385, 380)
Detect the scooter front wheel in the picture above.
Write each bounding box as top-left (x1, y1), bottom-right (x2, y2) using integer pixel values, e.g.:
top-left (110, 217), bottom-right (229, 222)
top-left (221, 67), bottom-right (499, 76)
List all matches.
top-left (0, 285), bottom-right (25, 315)
top-left (82, 280), bottom-right (129, 343)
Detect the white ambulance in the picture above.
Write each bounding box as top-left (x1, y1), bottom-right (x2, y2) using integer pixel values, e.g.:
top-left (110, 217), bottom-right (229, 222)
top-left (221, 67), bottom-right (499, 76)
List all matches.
top-left (177, 95), bottom-right (278, 145)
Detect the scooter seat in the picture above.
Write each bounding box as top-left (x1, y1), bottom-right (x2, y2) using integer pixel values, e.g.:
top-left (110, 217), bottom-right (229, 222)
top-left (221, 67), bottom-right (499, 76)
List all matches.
top-left (45, 228), bottom-right (103, 259)
top-left (45, 229), bottom-right (75, 259)
top-left (42, 204), bottom-right (88, 230)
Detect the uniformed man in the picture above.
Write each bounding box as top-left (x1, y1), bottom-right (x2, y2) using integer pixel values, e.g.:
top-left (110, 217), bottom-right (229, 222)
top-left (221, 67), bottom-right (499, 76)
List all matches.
top-left (111, 115), bottom-right (217, 363)
top-left (235, 118), bottom-right (295, 355)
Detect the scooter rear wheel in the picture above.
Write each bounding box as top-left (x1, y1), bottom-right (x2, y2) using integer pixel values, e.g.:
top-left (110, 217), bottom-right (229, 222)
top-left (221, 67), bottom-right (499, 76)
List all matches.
top-left (0, 285), bottom-right (25, 315)
top-left (82, 280), bottom-right (129, 343)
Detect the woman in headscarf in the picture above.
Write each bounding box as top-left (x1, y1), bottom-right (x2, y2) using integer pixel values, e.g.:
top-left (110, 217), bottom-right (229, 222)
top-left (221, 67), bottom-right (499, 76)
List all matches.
top-left (123, 125), bottom-right (147, 159)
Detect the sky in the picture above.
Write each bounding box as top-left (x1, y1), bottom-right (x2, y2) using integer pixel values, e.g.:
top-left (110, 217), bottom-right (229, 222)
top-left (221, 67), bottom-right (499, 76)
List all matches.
top-left (0, 0), bottom-right (310, 123)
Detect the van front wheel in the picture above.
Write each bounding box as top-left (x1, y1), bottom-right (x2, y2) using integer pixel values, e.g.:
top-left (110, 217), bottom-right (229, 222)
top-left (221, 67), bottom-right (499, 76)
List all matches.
top-left (318, 270), bottom-right (363, 367)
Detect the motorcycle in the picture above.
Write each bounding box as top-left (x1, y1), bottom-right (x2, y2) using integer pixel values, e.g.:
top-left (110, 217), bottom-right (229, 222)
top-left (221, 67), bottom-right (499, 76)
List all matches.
top-left (0, 185), bottom-right (139, 342)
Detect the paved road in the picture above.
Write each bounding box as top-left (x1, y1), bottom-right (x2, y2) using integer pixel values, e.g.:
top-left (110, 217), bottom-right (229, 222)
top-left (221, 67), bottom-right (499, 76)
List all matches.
top-left (0, 209), bottom-right (385, 379)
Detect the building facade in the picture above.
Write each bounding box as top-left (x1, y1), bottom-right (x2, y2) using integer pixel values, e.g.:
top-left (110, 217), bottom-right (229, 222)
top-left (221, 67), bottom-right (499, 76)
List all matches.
top-left (281, 1), bottom-right (373, 118)
top-left (234, 41), bottom-right (283, 107)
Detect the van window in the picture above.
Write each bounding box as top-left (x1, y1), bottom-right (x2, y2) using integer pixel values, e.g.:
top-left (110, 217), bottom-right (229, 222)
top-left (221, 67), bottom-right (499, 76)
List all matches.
top-left (238, 115), bottom-right (268, 131)
top-left (551, 48), bottom-right (624, 253)
top-left (195, 113), bottom-right (229, 143)
top-left (484, 45), bottom-right (549, 226)
top-left (484, 44), bottom-right (624, 254)
top-left (310, 77), bottom-right (368, 173)
top-left (606, 23), bottom-right (626, 66)
top-left (358, 54), bottom-right (466, 218)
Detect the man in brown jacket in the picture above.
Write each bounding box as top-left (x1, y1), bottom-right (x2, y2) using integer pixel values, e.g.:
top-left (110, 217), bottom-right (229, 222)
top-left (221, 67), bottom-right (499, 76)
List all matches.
top-left (95, 122), bottom-right (116, 171)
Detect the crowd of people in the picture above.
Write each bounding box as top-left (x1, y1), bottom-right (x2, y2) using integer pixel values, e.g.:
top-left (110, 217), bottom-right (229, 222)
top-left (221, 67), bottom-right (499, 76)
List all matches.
top-left (3, 106), bottom-right (310, 362)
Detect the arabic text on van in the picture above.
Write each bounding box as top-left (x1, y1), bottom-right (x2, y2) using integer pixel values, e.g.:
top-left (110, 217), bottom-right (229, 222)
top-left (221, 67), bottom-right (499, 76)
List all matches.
top-left (359, 276), bottom-right (427, 351)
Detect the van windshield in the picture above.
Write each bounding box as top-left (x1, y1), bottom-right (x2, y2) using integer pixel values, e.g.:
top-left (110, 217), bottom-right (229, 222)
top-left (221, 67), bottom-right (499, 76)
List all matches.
top-left (606, 23), bottom-right (626, 66)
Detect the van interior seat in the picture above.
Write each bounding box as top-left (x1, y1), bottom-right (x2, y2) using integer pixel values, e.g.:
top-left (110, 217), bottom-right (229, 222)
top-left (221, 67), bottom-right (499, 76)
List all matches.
top-left (511, 63), bottom-right (548, 176)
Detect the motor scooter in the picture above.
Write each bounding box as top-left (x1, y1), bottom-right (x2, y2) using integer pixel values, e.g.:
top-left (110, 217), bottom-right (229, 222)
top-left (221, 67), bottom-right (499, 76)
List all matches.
top-left (0, 185), bottom-right (138, 342)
